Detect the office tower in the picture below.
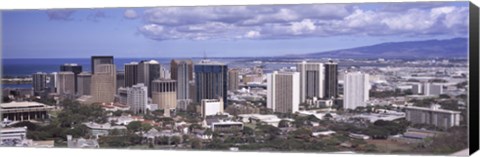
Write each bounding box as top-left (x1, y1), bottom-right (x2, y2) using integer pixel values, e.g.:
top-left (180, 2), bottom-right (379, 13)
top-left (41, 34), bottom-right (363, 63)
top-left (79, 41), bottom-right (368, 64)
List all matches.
top-left (324, 60), bottom-right (338, 99)
top-left (266, 71), bottom-right (300, 114)
top-left (77, 72), bottom-right (92, 96)
top-left (194, 60), bottom-right (228, 108)
top-left (171, 59), bottom-right (193, 81)
top-left (160, 66), bottom-right (171, 79)
top-left (151, 79), bottom-right (177, 117)
top-left (127, 83), bottom-right (148, 114)
top-left (124, 62), bottom-right (139, 87)
top-left (228, 69), bottom-right (239, 91)
top-left (57, 71), bottom-right (75, 95)
top-left (297, 61), bottom-right (325, 103)
top-left (91, 64), bottom-right (116, 103)
top-left (117, 87), bottom-right (128, 105)
top-left (46, 72), bottom-right (57, 93)
top-left (343, 71), bottom-right (370, 110)
top-left (137, 60), bottom-right (161, 97)
top-left (405, 104), bottom-right (461, 129)
top-left (116, 71), bottom-right (125, 90)
top-left (60, 63), bottom-right (83, 93)
top-left (32, 72), bottom-right (47, 95)
top-left (172, 60), bottom-right (193, 106)
top-left (91, 56), bottom-right (114, 74)
top-left (188, 80), bottom-right (196, 103)
top-left (201, 99), bottom-right (224, 117)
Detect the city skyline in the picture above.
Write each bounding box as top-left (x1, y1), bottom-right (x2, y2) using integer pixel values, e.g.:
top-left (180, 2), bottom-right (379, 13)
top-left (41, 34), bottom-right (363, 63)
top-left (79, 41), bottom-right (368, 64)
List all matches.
top-left (2, 2), bottom-right (469, 58)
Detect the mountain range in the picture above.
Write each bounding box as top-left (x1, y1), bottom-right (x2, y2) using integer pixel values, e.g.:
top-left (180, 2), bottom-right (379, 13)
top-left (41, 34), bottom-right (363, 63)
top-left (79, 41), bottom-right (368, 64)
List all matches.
top-left (291, 38), bottom-right (468, 59)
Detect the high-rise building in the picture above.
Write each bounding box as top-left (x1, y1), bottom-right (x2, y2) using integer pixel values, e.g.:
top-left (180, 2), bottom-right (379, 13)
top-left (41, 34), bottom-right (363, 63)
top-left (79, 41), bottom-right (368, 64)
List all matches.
top-left (91, 56), bottom-right (113, 74)
top-left (124, 62), bottom-right (138, 88)
top-left (137, 60), bottom-right (161, 97)
top-left (45, 72), bottom-right (57, 93)
top-left (60, 63), bottom-right (83, 93)
top-left (151, 79), bottom-right (177, 117)
top-left (57, 71), bottom-right (75, 95)
top-left (194, 60), bottom-right (228, 108)
top-left (324, 61), bottom-right (338, 99)
top-left (423, 82), bottom-right (443, 96)
top-left (297, 61), bottom-right (325, 103)
top-left (411, 83), bottom-right (423, 94)
top-left (117, 87), bottom-right (128, 105)
top-left (171, 60), bottom-right (194, 109)
top-left (405, 104), bottom-right (461, 129)
top-left (343, 71), bottom-right (370, 110)
top-left (91, 64), bottom-right (116, 103)
top-left (267, 71), bottom-right (300, 114)
top-left (171, 59), bottom-right (193, 81)
top-left (116, 71), bottom-right (125, 90)
top-left (77, 72), bottom-right (92, 96)
top-left (201, 99), bottom-right (224, 117)
top-left (160, 66), bottom-right (171, 79)
top-left (32, 72), bottom-right (47, 95)
top-left (127, 83), bottom-right (148, 114)
top-left (228, 69), bottom-right (239, 91)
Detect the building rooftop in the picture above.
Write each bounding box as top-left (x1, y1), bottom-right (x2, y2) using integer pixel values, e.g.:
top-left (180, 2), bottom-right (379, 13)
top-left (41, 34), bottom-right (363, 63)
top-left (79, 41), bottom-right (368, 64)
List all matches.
top-left (0, 101), bottom-right (49, 109)
top-left (405, 105), bottom-right (461, 114)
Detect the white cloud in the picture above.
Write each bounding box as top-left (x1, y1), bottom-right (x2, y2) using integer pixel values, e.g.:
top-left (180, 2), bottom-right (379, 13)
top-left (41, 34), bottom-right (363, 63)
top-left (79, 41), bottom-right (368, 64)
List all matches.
top-left (136, 3), bottom-right (468, 41)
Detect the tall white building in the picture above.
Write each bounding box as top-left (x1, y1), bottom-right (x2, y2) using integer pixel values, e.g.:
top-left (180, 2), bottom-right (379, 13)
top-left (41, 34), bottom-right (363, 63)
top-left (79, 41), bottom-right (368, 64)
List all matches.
top-left (297, 61), bottom-right (325, 102)
top-left (267, 71), bottom-right (300, 113)
top-left (343, 71), bottom-right (370, 110)
top-left (127, 83), bottom-right (148, 114)
top-left (423, 82), bottom-right (443, 96)
top-left (201, 99), bottom-right (224, 117)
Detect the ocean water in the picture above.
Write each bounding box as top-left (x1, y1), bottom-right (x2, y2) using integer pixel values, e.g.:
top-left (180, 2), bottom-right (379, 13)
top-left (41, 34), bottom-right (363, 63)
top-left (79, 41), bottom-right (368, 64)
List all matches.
top-left (1, 57), bottom-right (279, 77)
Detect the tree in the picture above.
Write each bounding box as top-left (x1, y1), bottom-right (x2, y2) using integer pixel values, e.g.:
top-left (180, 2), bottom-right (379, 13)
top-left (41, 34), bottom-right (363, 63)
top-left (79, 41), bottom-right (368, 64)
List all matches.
top-left (127, 121), bottom-right (143, 132)
top-left (278, 120), bottom-right (290, 128)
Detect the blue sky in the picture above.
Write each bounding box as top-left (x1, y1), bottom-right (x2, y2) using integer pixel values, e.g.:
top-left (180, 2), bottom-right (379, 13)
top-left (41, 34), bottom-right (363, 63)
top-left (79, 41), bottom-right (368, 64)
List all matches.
top-left (1, 2), bottom-right (469, 58)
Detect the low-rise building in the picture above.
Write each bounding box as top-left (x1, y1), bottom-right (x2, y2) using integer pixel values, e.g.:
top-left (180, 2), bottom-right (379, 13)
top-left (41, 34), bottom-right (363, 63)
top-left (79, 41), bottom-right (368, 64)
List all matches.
top-left (0, 101), bottom-right (54, 121)
top-left (83, 122), bottom-right (127, 137)
top-left (405, 104), bottom-right (461, 129)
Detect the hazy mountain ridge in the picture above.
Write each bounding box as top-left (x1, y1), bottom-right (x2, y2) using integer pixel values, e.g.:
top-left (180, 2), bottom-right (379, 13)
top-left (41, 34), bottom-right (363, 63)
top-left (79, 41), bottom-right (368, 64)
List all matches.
top-left (295, 38), bottom-right (468, 59)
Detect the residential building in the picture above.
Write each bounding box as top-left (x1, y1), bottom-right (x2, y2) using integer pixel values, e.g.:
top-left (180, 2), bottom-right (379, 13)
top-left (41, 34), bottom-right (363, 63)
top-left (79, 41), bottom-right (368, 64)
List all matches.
top-left (343, 71), bottom-right (370, 110)
top-left (324, 60), bottom-right (338, 99)
top-left (297, 61), bottom-right (325, 102)
top-left (267, 71), bottom-right (300, 113)
top-left (32, 72), bottom-right (47, 96)
top-left (56, 71), bottom-right (75, 96)
top-left (127, 83), bottom-right (148, 114)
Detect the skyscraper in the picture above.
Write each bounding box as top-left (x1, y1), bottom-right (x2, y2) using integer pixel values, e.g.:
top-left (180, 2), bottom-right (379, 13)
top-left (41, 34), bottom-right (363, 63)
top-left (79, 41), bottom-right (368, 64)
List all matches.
top-left (171, 59), bottom-right (193, 81)
top-left (137, 60), bottom-right (161, 97)
top-left (60, 63), bottom-right (83, 93)
top-left (228, 69), bottom-right (240, 91)
top-left (91, 64), bottom-right (116, 103)
top-left (171, 60), bottom-right (193, 108)
top-left (91, 56), bottom-right (113, 74)
top-left (160, 66), bottom-right (171, 79)
top-left (194, 60), bottom-right (228, 108)
top-left (45, 72), bottom-right (57, 93)
top-left (343, 71), bottom-right (370, 110)
top-left (297, 61), bottom-right (325, 102)
top-left (116, 71), bottom-right (125, 90)
top-left (57, 71), bottom-right (75, 95)
top-left (32, 72), bottom-right (47, 95)
top-left (151, 79), bottom-right (177, 117)
top-left (124, 62), bottom-right (138, 88)
top-left (324, 61), bottom-right (338, 99)
top-left (267, 71), bottom-right (300, 114)
top-left (77, 72), bottom-right (91, 96)
top-left (127, 83), bottom-right (148, 114)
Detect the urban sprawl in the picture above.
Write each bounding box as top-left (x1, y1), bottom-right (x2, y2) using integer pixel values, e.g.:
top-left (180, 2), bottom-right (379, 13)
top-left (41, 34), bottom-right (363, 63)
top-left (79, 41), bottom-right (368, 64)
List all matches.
top-left (1, 56), bottom-right (469, 154)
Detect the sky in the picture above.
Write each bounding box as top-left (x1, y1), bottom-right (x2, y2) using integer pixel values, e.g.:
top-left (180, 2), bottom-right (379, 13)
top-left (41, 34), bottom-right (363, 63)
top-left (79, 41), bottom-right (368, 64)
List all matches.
top-left (1, 2), bottom-right (469, 58)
